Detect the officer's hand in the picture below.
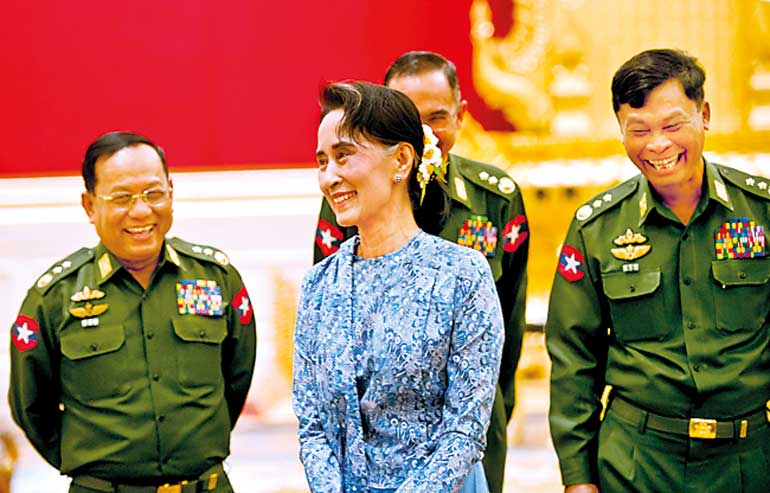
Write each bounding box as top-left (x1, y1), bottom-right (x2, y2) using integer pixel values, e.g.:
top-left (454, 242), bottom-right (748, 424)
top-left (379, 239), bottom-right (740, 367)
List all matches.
top-left (565, 484), bottom-right (599, 493)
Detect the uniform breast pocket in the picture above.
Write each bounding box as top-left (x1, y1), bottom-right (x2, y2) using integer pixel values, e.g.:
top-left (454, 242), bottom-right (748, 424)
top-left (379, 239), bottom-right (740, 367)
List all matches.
top-left (172, 316), bottom-right (227, 387)
top-left (61, 325), bottom-right (130, 400)
top-left (712, 259), bottom-right (770, 331)
top-left (602, 269), bottom-right (669, 343)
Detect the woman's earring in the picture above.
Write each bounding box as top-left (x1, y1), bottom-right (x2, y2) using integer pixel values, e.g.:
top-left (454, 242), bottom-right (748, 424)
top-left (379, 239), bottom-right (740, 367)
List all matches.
top-left (394, 173), bottom-right (404, 183)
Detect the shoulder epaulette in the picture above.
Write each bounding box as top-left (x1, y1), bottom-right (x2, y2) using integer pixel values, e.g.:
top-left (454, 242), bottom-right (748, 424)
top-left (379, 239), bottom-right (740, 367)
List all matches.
top-left (167, 237), bottom-right (231, 269)
top-left (455, 155), bottom-right (520, 198)
top-left (717, 164), bottom-right (770, 201)
top-left (573, 176), bottom-right (640, 226)
top-left (33, 247), bottom-right (94, 295)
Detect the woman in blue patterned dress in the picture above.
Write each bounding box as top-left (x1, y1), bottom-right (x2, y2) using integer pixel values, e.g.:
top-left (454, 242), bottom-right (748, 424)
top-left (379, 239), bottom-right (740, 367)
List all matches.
top-left (293, 81), bottom-right (504, 493)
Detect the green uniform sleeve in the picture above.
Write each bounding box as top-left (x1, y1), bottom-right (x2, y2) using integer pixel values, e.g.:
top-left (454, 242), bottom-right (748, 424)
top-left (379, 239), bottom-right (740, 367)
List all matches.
top-left (222, 268), bottom-right (257, 428)
top-left (312, 198), bottom-right (357, 264)
top-left (496, 189), bottom-right (529, 421)
top-left (545, 222), bottom-right (607, 486)
top-left (9, 289), bottom-right (63, 469)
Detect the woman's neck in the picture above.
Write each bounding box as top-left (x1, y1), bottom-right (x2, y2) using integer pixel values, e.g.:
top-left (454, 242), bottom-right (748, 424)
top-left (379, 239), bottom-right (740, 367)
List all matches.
top-left (357, 216), bottom-right (420, 258)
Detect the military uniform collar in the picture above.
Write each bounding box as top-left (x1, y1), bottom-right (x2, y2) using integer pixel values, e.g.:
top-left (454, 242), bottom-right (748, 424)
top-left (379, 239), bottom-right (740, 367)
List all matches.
top-left (93, 243), bottom-right (121, 285)
top-left (637, 157), bottom-right (732, 226)
top-left (94, 241), bottom-right (178, 285)
top-left (704, 158), bottom-right (733, 211)
top-left (446, 153), bottom-right (473, 209)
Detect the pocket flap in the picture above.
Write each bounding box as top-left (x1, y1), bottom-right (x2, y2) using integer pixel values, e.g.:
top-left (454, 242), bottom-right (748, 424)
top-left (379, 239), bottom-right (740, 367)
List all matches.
top-left (61, 326), bottom-right (125, 360)
top-left (172, 316), bottom-right (227, 344)
top-left (602, 270), bottom-right (661, 300)
top-left (712, 259), bottom-right (770, 286)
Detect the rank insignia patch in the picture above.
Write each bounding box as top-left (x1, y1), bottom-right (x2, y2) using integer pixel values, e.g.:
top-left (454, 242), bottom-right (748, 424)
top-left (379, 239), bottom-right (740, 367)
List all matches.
top-left (558, 244), bottom-right (585, 282)
top-left (502, 215), bottom-right (528, 253)
top-left (316, 219), bottom-right (343, 257)
top-left (715, 217), bottom-right (766, 259)
top-left (232, 286), bottom-right (253, 325)
top-left (12, 314), bottom-right (39, 352)
top-left (176, 280), bottom-right (223, 316)
top-left (610, 228), bottom-right (651, 261)
top-left (458, 215), bottom-right (498, 257)
top-left (69, 302), bottom-right (109, 319)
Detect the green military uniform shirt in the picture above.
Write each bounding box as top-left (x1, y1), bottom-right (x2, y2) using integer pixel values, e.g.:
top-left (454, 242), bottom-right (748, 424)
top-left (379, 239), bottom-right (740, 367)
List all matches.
top-left (546, 160), bottom-right (770, 485)
top-left (314, 153), bottom-right (529, 493)
top-left (9, 237), bottom-right (257, 479)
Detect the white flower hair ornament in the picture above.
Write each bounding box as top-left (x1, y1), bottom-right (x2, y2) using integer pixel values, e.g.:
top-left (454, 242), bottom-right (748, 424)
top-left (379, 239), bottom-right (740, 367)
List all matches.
top-left (416, 124), bottom-right (448, 204)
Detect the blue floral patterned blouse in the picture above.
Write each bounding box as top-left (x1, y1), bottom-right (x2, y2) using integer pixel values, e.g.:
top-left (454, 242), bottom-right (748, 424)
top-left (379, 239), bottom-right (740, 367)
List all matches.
top-left (292, 231), bottom-right (504, 493)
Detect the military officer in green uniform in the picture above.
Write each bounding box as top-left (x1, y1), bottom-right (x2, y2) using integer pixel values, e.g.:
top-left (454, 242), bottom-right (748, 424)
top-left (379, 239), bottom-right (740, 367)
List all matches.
top-left (9, 132), bottom-right (257, 492)
top-left (313, 51), bottom-right (529, 493)
top-left (546, 49), bottom-right (770, 493)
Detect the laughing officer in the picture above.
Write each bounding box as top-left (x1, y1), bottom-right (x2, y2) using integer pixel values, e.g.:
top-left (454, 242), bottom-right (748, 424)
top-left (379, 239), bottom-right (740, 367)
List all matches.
top-left (312, 51), bottom-right (529, 493)
top-left (9, 132), bottom-right (256, 492)
top-left (546, 48), bottom-right (770, 493)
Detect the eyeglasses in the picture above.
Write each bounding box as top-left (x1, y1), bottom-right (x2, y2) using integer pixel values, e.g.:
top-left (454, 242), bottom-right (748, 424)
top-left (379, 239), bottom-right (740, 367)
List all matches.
top-left (95, 187), bottom-right (172, 209)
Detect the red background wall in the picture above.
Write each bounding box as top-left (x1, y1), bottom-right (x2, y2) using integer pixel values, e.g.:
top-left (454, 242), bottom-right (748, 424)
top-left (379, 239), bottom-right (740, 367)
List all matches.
top-left (0, 1), bottom-right (514, 176)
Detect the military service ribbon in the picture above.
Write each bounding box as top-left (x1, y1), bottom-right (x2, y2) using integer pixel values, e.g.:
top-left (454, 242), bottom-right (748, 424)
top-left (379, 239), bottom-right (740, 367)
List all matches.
top-left (457, 215), bottom-right (498, 257)
top-left (176, 280), bottom-right (224, 316)
top-left (714, 217), bottom-right (766, 259)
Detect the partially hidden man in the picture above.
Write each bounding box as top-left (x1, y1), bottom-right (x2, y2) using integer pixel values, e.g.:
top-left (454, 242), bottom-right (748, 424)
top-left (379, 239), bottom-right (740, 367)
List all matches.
top-left (9, 132), bottom-right (256, 492)
top-left (312, 51), bottom-right (529, 493)
top-left (546, 49), bottom-right (770, 493)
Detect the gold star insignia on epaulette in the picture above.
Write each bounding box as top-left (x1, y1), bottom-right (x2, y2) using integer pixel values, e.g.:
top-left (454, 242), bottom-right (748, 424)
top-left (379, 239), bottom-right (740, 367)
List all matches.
top-left (69, 302), bottom-right (109, 319)
top-left (37, 273), bottom-right (53, 288)
top-left (576, 205), bottom-right (593, 221)
top-left (498, 177), bottom-right (516, 194)
top-left (214, 251), bottom-right (229, 266)
top-left (70, 286), bottom-right (106, 302)
top-left (759, 182), bottom-right (768, 190)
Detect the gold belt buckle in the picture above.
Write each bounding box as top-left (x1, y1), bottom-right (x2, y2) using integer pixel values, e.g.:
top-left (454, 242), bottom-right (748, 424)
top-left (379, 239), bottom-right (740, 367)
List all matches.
top-left (156, 484), bottom-right (181, 493)
top-left (689, 418), bottom-right (717, 439)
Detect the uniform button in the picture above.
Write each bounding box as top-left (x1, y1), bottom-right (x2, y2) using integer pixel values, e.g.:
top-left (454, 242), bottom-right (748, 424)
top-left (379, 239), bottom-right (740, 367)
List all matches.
top-left (147, 331), bottom-right (154, 340)
top-left (153, 374), bottom-right (160, 381)
top-left (158, 415), bottom-right (165, 422)
top-left (739, 271), bottom-right (747, 279)
top-left (687, 321), bottom-right (696, 329)
top-left (90, 344), bottom-right (98, 351)
top-left (693, 364), bottom-right (701, 372)
top-left (628, 284), bottom-right (636, 293)
top-left (199, 330), bottom-right (206, 337)
top-left (682, 233), bottom-right (689, 241)
top-left (683, 278), bottom-right (692, 285)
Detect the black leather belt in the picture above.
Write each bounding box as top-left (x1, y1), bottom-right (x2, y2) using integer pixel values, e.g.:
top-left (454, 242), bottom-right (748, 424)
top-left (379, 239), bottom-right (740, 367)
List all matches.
top-left (72, 463), bottom-right (223, 493)
top-left (610, 396), bottom-right (767, 440)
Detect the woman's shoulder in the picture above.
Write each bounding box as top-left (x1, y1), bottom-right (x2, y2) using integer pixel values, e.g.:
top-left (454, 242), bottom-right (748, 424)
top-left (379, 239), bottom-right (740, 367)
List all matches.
top-left (302, 236), bottom-right (356, 287)
top-left (418, 233), bottom-right (490, 275)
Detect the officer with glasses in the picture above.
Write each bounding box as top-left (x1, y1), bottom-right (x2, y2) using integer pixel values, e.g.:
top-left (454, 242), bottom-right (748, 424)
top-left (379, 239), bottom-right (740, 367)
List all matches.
top-left (9, 131), bottom-right (256, 492)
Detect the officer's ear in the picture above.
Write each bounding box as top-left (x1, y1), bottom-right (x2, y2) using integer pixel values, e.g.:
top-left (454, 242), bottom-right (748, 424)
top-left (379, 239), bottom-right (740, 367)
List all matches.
top-left (81, 191), bottom-right (97, 224)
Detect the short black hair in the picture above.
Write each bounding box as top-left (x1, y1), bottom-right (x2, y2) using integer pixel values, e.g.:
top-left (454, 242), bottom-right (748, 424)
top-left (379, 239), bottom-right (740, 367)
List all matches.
top-left (384, 51), bottom-right (461, 104)
top-left (320, 81), bottom-right (449, 234)
top-left (612, 48), bottom-right (706, 113)
top-left (82, 131), bottom-right (167, 192)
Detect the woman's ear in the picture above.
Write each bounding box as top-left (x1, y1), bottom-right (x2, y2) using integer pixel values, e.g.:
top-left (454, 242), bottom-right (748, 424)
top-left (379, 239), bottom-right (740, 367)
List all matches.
top-left (394, 142), bottom-right (416, 178)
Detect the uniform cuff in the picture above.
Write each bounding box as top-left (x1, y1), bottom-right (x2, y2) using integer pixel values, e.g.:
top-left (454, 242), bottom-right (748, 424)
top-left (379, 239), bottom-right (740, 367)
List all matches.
top-left (559, 455), bottom-right (597, 486)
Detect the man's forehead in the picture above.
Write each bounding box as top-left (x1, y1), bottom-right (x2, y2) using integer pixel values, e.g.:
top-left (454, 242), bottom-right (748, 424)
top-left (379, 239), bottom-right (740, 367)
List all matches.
top-left (387, 70), bottom-right (453, 98)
